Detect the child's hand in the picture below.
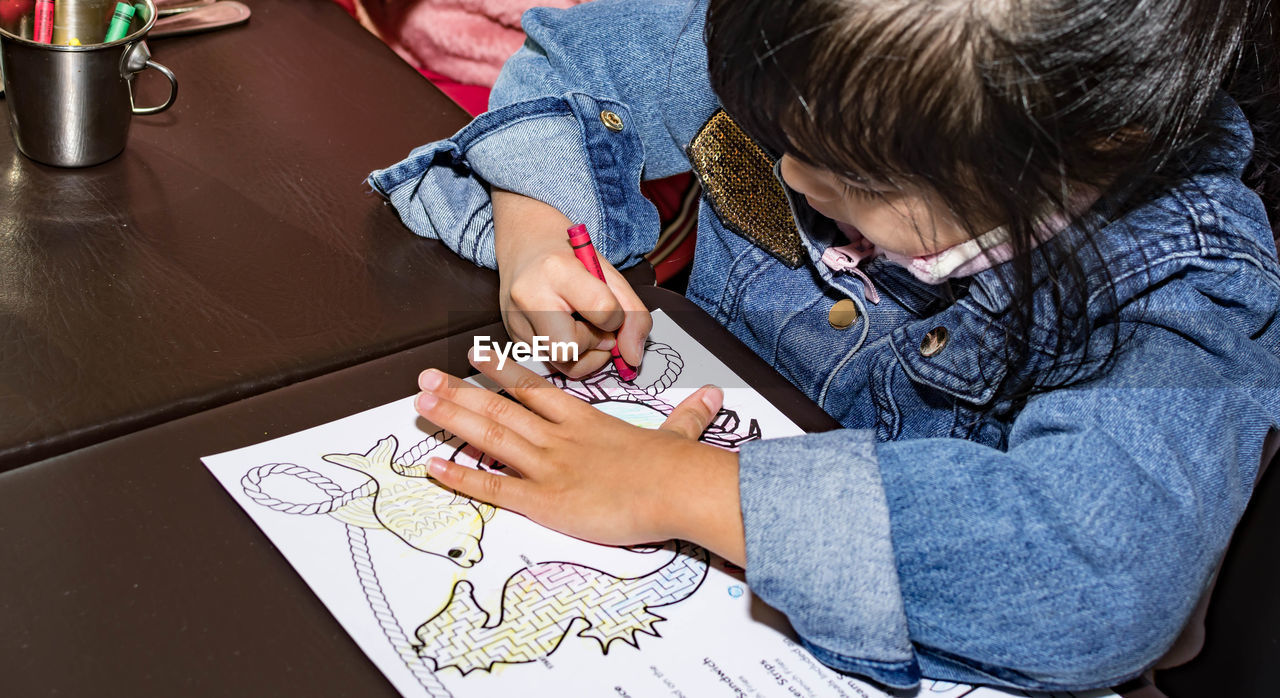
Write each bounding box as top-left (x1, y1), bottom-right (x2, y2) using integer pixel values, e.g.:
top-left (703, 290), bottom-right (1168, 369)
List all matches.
top-left (414, 355), bottom-right (746, 566)
top-left (493, 189), bottom-right (652, 378)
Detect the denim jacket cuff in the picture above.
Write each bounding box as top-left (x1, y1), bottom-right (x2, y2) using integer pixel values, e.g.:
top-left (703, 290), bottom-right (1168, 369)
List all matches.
top-left (367, 95), bottom-right (660, 270)
top-left (738, 429), bottom-right (920, 689)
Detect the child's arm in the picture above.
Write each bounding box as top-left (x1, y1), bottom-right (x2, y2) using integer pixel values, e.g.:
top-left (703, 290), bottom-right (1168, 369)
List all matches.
top-left (415, 357), bottom-right (747, 565)
top-left (416, 305), bottom-right (1280, 690)
top-left (492, 189), bottom-right (651, 376)
top-left (368, 0), bottom-right (712, 273)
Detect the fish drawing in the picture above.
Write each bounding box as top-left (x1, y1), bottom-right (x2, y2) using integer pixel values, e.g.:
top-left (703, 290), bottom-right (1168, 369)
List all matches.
top-left (323, 435), bottom-right (495, 567)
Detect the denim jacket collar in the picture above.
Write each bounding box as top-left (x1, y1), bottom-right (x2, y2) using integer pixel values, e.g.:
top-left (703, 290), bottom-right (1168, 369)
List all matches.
top-left (777, 166), bottom-right (1015, 403)
top-left (778, 92), bottom-right (1266, 405)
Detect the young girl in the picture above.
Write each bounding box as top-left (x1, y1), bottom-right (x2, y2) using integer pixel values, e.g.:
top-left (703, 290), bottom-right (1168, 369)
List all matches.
top-left (368, 0), bottom-right (1280, 690)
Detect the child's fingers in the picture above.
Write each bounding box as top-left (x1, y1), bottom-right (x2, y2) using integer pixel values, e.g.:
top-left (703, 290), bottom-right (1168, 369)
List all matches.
top-left (508, 268), bottom-right (610, 353)
top-left (525, 307), bottom-right (611, 362)
top-left (428, 457), bottom-right (536, 513)
top-left (550, 349), bottom-right (614, 379)
top-left (504, 310), bottom-right (608, 376)
top-left (415, 386), bottom-right (544, 469)
top-left (600, 261), bottom-right (651, 366)
top-left (418, 368), bottom-right (551, 436)
top-left (660, 385), bottom-right (724, 440)
top-left (617, 308), bottom-right (653, 368)
top-left (467, 351), bottom-right (583, 424)
top-left (558, 269), bottom-right (626, 333)
top-left (500, 310), bottom-right (536, 349)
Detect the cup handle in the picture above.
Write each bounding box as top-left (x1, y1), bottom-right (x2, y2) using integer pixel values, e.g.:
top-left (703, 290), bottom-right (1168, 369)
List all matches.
top-left (121, 42), bottom-right (179, 115)
top-left (130, 60), bottom-right (179, 115)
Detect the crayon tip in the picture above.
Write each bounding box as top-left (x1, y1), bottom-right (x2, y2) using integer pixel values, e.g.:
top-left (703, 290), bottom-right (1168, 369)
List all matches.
top-left (68, 38), bottom-right (81, 46)
top-left (614, 356), bottom-right (638, 382)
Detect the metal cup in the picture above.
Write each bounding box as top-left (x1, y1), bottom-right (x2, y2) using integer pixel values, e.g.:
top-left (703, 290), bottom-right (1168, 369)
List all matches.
top-left (0, 0), bottom-right (178, 167)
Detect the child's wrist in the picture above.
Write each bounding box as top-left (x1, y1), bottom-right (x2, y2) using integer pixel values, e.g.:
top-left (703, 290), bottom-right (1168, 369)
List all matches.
top-left (492, 189), bottom-right (575, 267)
top-left (659, 442), bottom-right (746, 566)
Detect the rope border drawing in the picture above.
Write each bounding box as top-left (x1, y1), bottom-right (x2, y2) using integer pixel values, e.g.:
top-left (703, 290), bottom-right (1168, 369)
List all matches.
top-left (242, 462), bottom-right (452, 697)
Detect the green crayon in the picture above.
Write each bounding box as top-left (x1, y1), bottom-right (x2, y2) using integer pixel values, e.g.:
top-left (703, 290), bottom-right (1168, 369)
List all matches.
top-left (104, 2), bottom-right (136, 43)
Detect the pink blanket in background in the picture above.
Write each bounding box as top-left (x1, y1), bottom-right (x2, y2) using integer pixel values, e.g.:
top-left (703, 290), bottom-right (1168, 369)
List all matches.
top-left (352, 0), bottom-right (586, 87)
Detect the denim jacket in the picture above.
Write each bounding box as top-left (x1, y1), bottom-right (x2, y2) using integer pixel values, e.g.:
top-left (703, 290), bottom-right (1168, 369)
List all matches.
top-left (369, 0), bottom-right (1280, 690)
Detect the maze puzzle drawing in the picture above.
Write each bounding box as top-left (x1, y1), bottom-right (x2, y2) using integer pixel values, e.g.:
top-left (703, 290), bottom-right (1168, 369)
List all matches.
top-left (235, 341), bottom-right (764, 697)
top-left (416, 541), bottom-right (710, 674)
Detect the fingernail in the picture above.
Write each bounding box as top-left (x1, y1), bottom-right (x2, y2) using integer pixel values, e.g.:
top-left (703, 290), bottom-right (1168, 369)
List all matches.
top-left (428, 458), bottom-right (448, 477)
top-left (617, 362), bottom-right (639, 382)
top-left (420, 369), bottom-right (444, 391)
top-left (700, 385), bottom-right (722, 412)
top-left (417, 392), bottom-right (438, 411)
top-left (596, 337), bottom-right (616, 351)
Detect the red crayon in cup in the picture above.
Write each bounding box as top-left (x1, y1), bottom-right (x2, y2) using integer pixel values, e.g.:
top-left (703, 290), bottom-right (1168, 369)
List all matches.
top-left (33, 0), bottom-right (54, 44)
top-left (566, 223), bottom-right (638, 382)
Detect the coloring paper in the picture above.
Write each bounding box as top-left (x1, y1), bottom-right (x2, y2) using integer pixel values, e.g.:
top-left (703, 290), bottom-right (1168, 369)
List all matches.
top-left (203, 311), bottom-right (1114, 698)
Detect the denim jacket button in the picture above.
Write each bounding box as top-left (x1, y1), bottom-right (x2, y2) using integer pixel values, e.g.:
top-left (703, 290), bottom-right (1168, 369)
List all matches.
top-left (828, 299), bottom-right (859, 329)
top-left (920, 326), bottom-right (950, 356)
top-left (600, 110), bottom-right (625, 132)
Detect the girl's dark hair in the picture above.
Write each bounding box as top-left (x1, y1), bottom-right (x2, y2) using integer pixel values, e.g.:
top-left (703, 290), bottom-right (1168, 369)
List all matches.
top-left (706, 0), bottom-right (1279, 403)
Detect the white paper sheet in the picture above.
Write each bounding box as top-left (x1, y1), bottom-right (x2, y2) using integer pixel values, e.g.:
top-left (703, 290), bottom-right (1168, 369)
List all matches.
top-left (203, 310), bottom-right (1114, 698)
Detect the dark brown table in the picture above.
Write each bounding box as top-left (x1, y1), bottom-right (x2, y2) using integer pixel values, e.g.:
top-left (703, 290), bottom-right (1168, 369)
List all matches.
top-left (1, 0), bottom-right (506, 470)
top-left (0, 286), bottom-right (838, 697)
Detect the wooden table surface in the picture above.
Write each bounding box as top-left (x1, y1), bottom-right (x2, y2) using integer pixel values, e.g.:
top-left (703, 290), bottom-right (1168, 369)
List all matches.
top-left (0, 0), bottom-right (502, 469)
top-left (0, 286), bottom-right (836, 697)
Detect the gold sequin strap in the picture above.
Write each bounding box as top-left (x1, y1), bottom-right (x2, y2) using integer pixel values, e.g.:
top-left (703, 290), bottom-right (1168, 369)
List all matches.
top-left (688, 109), bottom-right (804, 268)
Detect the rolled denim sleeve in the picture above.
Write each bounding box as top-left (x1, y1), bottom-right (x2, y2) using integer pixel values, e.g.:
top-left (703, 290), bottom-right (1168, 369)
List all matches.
top-left (367, 96), bottom-right (656, 269)
top-left (739, 430), bottom-right (920, 688)
top-left (368, 0), bottom-right (714, 270)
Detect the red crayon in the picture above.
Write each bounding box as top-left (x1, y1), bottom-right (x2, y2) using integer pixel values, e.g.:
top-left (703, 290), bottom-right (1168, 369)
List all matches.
top-left (33, 0), bottom-right (53, 44)
top-left (566, 223), bottom-right (638, 382)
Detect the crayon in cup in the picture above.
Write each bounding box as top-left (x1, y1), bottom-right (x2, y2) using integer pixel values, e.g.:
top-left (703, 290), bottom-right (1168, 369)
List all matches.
top-left (33, 0), bottom-right (54, 44)
top-left (103, 1), bottom-right (135, 43)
